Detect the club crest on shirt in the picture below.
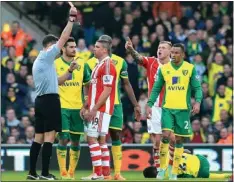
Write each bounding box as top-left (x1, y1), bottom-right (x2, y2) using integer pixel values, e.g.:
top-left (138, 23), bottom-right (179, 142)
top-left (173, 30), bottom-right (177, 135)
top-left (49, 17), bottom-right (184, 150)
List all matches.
top-left (182, 70), bottom-right (188, 76)
top-left (77, 65), bottom-right (81, 71)
top-left (60, 67), bottom-right (64, 71)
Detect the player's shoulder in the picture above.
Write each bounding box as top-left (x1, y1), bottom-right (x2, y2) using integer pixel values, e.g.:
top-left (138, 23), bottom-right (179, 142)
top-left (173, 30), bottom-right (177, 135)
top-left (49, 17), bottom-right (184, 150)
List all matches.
top-left (183, 61), bottom-right (194, 70)
top-left (111, 54), bottom-right (124, 61)
top-left (87, 56), bottom-right (98, 63)
top-left (54, 56), bottom-right (63, 65)
top-left (143, 56), bottom-right (157, 62)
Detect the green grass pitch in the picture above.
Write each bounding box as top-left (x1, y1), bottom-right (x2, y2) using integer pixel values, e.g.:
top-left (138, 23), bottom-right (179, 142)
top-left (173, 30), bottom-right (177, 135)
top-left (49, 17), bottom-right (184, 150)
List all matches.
top-left (1, 170), bottom-right (230, 181)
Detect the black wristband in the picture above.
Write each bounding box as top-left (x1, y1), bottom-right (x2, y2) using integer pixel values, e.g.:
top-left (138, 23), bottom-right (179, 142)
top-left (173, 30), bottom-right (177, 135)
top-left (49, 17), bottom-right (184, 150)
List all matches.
top-left (68, 69), bottom-right (73, 73)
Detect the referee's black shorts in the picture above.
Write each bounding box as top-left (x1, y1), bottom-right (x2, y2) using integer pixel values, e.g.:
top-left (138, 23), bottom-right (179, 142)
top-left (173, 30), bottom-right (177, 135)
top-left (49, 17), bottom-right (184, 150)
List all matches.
top-left (34, 94), bottom-right (62, 133)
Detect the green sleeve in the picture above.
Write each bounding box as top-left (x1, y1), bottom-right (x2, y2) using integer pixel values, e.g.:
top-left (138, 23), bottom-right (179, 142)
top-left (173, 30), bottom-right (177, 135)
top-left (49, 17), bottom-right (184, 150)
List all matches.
top-left (86, 62), bottom-right (92, 75)
top-left (83, 63), bottom-right (91, 84)
top-left (147, 68), bottom-right (165, 107)
top-left (120, 60), bottom-right (128, 78)
top-left (190, 67), bottom-right (203, 103)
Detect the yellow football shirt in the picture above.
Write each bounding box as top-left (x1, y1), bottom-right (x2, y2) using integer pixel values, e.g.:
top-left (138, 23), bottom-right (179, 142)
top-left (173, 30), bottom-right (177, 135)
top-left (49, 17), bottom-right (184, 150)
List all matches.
top-left (75, 50), bottom-right (92, 62)
top-left (208, 63), bottom-right (224, 96)
top-left (86, 54), bottom-right (128, 105)
top-left (55, 56), bottom-right (90, 109)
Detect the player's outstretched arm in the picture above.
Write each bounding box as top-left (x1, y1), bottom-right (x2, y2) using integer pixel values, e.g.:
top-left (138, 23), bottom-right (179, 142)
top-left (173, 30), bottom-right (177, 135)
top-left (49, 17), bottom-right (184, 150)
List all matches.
top-left (147, 68), bottom-right (165, 107)
top-left (190, 67), bottom-right (203, 114)
top-left (57, 7), bottom-right (78, 50)
top-left (125, 37), bottom-right (144, 64)
top-left (122, 78), bottom-right (141, 121)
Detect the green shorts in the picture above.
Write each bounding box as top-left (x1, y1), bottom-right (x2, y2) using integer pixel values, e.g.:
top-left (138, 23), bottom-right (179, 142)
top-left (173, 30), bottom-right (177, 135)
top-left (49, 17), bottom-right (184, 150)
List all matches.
top-left (109, 104), bottom-right (123, 130)
top-left (59, 108), bottom-right (84, 136)
top-left (197, 155), bottom-right (210, 178)
top-left (161, 108), bottom-right (192, 137)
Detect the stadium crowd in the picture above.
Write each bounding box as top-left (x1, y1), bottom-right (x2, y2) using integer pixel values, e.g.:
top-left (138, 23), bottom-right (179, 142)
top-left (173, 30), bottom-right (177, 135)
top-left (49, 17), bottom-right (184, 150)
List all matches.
top-left (1, 1), bottom-right (233, 145)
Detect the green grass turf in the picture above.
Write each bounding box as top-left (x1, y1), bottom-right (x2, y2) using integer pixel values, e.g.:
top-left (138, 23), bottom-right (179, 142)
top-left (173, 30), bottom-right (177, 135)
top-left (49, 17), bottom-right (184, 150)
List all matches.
top-left (1, 171), bottom-right (230, 181)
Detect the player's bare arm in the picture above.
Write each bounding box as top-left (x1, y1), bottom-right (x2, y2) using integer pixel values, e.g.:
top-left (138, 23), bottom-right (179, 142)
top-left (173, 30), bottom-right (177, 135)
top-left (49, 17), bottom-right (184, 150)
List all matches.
top-left (125, 37), bottom-right (144, 64)
top-left (57, 7), bottom-right (78, 50)
top-left (122, 78), bottom-right (141, 121)
top-left (80, 83), bottom-right (90, 119)
top-left (58, 60), bottom-right (78, 85)
top-left (84, 86), bottom-right (112, 121)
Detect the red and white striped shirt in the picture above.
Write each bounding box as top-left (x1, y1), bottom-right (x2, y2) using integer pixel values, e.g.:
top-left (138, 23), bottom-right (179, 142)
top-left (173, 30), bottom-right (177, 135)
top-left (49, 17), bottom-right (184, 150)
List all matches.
top-left (140, 56), bottom-right (165, 107)
top-left (88, 57), bottom-right (117, 115)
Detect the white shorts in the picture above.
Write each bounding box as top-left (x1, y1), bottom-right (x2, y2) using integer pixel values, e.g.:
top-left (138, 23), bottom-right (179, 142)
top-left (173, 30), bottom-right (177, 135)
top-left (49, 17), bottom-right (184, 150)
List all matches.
top-left (86, 111), bottom-right (111, 138)
top-left (147, 106), bottom-right (162, 134)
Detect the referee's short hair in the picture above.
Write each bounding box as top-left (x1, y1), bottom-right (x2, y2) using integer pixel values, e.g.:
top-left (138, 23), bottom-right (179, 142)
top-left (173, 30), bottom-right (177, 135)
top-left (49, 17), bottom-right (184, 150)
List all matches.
top-left (172, 43), bottom-right (185, 53)
top-left (42, 34), bottom-right (58, 48)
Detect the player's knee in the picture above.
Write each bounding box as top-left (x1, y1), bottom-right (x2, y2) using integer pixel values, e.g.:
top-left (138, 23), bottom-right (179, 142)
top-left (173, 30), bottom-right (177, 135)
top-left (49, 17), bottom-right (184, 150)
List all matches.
top-left (109, 128), bottom-right (121, 141)
top-left (175, 137), bottom-right (183, 144)
top-left (44, 130), bottom-right (56, 143)
top-left (70, 133), bottom-right (81, 144)
top-left (34, 133), bottom-right (44, 144)
top-left (99, 135), bottom-right (106, 145)
top-left (87, 136), bottom-right (97, 144)
top-left (162, 131), bottom-right (170, 140)
top-left (59, 139), bottom-right (69, 146)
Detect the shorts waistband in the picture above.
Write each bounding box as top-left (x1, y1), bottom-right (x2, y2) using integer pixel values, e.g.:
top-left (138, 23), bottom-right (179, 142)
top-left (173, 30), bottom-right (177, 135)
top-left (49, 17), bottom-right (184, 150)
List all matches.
top-left (37, 93), bottom-right (59, 98)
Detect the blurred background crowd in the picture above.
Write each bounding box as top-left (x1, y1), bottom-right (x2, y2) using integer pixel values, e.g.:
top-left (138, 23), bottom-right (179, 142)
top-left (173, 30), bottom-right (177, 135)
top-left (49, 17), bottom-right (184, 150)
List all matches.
top-left (1, 1), bottom-right (233, 145)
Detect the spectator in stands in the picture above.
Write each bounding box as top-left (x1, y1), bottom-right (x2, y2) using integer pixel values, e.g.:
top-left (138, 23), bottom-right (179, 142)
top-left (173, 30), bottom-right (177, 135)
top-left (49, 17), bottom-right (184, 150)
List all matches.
top-left (201, 116), bottom-right (213, 137)
top-left (25, 75), bottom-right (36, 108)
top-left (216, 64), bottom-right (232, 88)
top-left (220, 110), bottom-right (232, 128)
top-left (5, 108), bottom-right (20, 128)
top-left (152, 2), bottom-right (182, 20)
top-left (121, 123), bottom-right (133, 144)
top-left (140, 2), bottom-right (154, 27)
top-left (133, 132), bottom-right (143, 144)
top-left (106, 6), bottom-right (123, 37)
top-left (2, 46), bottom-right (21, 72)
top-left (19, 115), bottom-right (31, 136)
top-left (4, 59), bottom-right (15, 74)
top-left (25, 126), bottom-right (35, 144)
top-left (22, 49), bottom-right (38, 75)
top-left (213, 121), bottom-right (224, 139)
top-left (2, 87), bottom-right (25, 117)
top-left (1, 117), bottom-right (9, 143)
top-left (28, 106), bottom-right (35, 124)
top-left (207, 134), bottom-right (216, 143)
top-left (200, 83), bottom-right (213, 116)
top-left (140, 26), bottom-right (151, 55)
top-left (186, 30), bottom-right (203, 62)
top-left (217, 128), bottom-right (232, 144)
top-left (208, 51), bottom-right (224, 96)
top-left (212, 84), bottom-right (231, 122)
top-left (10, 127), bottom-right (20, 142)
top-left (190, 119), bottom-right (206, 143)
top-left (1, 38), bottom-right (8, 58)
top-left (15, 64), bottom-right (28, 86)
top-left (1, 21), bottom-right (32, 58)
top-left (76, 38), bottom-right (91, 61)
top-left (192, 54), bottom-right (206, 82)
top-left (169, 23), bottom-right (186, 44)
top-left (225, 44), bottom-right (232, 66)
top-left (7, 136), bottom-right (17, 144)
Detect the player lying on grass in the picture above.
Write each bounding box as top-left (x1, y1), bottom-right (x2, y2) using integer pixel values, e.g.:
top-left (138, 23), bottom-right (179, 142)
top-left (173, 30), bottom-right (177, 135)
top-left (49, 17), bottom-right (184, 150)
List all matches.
top-left (143, 150), bottom-right (232, 179)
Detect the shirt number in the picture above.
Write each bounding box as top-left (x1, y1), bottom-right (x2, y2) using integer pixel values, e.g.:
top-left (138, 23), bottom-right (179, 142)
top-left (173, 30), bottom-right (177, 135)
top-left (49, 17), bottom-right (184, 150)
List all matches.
top-left (184, 121), bottom-right (189, 130)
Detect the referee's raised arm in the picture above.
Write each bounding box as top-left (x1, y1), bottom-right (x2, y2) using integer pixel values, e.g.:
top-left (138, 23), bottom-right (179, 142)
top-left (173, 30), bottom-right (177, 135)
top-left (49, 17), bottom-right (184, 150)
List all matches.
top-left (57, 6), bottom-right (78, 50)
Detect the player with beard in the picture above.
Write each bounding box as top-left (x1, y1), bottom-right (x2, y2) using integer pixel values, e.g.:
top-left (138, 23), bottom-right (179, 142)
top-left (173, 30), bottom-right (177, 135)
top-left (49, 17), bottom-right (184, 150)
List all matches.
top-left (55, 37), bottom-right (90, 180)
top-left (125, 38), bottom-right (175, 173)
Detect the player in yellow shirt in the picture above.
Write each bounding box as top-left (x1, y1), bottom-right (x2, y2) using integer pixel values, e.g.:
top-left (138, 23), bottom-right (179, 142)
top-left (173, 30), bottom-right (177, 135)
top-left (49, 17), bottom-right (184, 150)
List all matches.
top-left (85, 35), bottom-right (141, 180)
top-left (55, 37), bottom-right (90, 180)
top-left (143, 150), bottom-right (231, 179)
top-left (147, 43), bottom-right (203, 180)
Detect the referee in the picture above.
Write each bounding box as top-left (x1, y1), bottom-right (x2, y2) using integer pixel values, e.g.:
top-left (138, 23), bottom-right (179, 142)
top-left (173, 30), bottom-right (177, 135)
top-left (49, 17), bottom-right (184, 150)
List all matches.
top-left (27, 6), bottom-right (78, 180)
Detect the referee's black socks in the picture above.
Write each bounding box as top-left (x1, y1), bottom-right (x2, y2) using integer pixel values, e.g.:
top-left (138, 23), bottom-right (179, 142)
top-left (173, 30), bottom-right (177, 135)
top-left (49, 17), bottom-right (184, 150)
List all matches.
top-left (41, 142), bottom-right (53, 176)
top-left (29, 142), bottom-right (42, 175)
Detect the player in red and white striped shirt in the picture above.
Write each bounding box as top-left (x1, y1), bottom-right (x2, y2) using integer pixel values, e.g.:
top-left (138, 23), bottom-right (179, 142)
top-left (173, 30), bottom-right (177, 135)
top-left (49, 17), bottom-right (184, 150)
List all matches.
top-left (125, 39), bottom-right (175, 173)
top-left (81, 39), bottom-right (117, 180)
